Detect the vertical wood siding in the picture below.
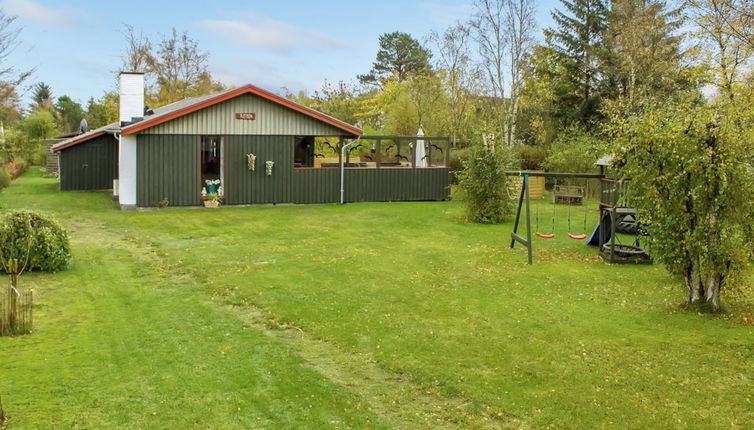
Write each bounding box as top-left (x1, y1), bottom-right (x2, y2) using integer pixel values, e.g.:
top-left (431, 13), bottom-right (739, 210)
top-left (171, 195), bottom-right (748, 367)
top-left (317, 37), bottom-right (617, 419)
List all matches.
top-left (225, 135), bottom-right (293, 204)
top-left (141, 94), bottom-right (348, 136)
top-left (135, 134), bottom-right (449, 207)
top-left (137, 135), bottom-right (200, 207)
top-left (291, 169), bottom-right (340, 203)
top-left (59, 134), bottom-right (118, 190)
top-left (290, 168), bottom-right (450, 204)
top-left (343, 168), bottom-right (450, 202)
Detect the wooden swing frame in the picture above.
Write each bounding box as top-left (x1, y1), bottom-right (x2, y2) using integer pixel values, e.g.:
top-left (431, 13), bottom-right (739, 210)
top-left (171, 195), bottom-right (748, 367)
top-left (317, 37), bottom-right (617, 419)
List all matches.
top-left (507, 171), bottom-right (604, 265)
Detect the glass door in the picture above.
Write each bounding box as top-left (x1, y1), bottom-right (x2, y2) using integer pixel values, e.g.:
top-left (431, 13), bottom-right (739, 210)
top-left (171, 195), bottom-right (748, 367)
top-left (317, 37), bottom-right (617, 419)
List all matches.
top-left (201, 136), bottom-right (224, 197)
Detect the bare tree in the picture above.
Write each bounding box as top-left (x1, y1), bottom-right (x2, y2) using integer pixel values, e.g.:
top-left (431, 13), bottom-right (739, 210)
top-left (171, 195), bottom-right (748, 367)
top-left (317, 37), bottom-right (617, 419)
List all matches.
top-left (153, 28), bottom-right (211, 104)
top-left (504, 0), bottom-right (536, 146)
top-left (121, 24), bottom-right (154, 74)
top-left (119, 26), bottom-right (220, 107)
top-left (687, 0), bottom-right (753, 100)
top-left (429, 23), bottom-right (477, 145)
top-left (715, 0), bottom-right (754, 49)
top-left (471, 0), bottom-right (536, 146)
top-left (0, 10), bottom-right (32, 111)
top-left (149, 28), bottom-right (209, 104)
top-left (471, 0), bottom-right (507, 103)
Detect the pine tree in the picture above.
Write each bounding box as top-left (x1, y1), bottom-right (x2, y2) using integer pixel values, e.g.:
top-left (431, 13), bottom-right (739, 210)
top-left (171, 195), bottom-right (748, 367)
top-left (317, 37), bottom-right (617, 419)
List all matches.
top-left (358, 32), bottom-right (432, 86)
top-left (31, 82), bottom-right (53, 110)
top-left (545, 0), bottom-right (609, 123)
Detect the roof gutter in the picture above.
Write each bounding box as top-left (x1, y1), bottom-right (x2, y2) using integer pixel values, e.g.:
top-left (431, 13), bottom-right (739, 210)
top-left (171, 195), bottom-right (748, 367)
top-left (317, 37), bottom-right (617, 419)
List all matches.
top-left (339, 136), bottom-right (361, 205)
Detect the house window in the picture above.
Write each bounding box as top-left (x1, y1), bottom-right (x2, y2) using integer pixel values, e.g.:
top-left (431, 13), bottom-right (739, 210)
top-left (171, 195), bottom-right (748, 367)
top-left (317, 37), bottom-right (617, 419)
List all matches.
top-left (293, 136), bottom-right (346, 169)
top-left (201, 136), bottom-right (223, 196)
top-left (293, 136), bottom-right (315, 168)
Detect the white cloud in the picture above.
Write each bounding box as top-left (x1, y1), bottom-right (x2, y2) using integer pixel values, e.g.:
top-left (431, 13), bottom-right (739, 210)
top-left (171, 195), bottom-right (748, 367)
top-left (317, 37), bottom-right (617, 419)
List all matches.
top-left (200, 13), bottom-right (348, 55)
top-left (0, 0), bottom-right (80, 27)
top-left (418, 1), bottom-right (474, 27)
top-left (210, 58), bottom-right (311, 95)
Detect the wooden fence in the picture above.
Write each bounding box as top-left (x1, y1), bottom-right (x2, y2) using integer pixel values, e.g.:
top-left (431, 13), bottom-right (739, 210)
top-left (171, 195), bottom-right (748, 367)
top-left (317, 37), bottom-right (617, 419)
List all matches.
top-left (0, 287), bottom-right (33, 336)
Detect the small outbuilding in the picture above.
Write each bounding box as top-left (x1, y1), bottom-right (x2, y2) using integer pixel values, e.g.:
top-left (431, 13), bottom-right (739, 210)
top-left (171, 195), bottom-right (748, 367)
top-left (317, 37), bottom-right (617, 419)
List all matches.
top-left (52, 73), bottom-right (451, 209)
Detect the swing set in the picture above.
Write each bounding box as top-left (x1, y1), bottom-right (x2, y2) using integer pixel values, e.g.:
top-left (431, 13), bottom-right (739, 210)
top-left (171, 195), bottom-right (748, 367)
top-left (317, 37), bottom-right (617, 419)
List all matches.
top-left (507, 171), bottom-right (604, 265)
top-left (533, 180), bottom-right (590, 240)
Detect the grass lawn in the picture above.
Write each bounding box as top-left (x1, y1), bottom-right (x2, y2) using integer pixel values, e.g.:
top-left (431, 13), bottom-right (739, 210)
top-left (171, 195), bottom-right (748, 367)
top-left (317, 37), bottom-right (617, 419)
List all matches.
top-left (1, 169), bottom-right (752, 429)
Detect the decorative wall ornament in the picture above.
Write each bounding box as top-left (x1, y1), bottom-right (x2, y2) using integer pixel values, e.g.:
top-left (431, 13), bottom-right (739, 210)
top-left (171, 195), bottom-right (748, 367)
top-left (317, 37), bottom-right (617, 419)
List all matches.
top-left (265, 160), bottom-right (274, 176)
top-left (246, 153), bottom-right (256, 171)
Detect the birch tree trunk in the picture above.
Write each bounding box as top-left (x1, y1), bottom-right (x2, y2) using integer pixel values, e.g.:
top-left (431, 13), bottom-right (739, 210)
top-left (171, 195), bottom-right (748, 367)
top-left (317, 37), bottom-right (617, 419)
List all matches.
top-left (685, 262), bottom-right (703, 304)
top-left (705, 272), bottom-right (722, 310)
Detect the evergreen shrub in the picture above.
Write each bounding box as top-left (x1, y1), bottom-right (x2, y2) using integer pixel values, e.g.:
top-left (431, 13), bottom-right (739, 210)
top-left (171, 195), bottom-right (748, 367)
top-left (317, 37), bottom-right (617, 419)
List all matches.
top-left (0, 211), bottom-right (71, 272)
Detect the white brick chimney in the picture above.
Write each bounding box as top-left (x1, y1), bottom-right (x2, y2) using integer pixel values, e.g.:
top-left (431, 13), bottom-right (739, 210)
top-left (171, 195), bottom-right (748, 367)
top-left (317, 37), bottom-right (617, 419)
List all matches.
top-left (117, 72), bottom-right (144, 209)
top-left (119, 72), bottom-right (144, 125)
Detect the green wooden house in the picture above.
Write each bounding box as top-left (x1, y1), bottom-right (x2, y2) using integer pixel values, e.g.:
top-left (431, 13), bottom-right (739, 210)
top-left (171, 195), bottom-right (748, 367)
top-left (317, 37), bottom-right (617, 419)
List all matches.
top-left (52, 73), bottom-right (451, 209)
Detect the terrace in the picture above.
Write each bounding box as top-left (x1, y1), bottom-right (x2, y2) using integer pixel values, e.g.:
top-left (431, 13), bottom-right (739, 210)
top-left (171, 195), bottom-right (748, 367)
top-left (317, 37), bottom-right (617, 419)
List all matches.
top-left (293, 135), bottom-right (451, 169)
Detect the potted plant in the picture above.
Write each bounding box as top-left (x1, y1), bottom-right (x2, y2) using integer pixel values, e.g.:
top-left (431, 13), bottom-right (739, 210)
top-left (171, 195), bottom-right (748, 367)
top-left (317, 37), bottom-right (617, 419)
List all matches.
top-left (204, 179), bottom-right (221, 194)
top-left (203, 193), bottom-right (222, 208)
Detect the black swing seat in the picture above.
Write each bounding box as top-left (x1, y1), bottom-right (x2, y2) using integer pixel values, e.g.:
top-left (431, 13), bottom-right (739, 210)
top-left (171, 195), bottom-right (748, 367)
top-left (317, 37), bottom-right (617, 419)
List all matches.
top-left (601, 243), bottom-right (649, 257)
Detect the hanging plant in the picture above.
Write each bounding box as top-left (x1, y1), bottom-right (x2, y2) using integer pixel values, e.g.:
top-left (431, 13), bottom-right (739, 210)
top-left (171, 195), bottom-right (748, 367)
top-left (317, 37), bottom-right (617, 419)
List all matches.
top-left (265, 161), bottom-right (274, 176)
top-left (246, 153), bottom-right (256, 171)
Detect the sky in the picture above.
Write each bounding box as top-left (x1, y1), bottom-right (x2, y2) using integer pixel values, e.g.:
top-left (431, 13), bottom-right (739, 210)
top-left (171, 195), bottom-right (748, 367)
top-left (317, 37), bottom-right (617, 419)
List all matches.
top-left (1, 0), bottom-right (560, 108)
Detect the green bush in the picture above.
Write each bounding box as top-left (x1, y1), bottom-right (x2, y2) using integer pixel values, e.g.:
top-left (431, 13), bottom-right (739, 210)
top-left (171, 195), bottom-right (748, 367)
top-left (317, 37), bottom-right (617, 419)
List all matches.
top-left (0, 211), bottom-right (71, 272)
top-left (30, 143), bottom-right (48, 166)
top-left (514, 145), bottom-right (548, 170)
top-left (458, 142), bottom-right (513, 224)
top-left (0, 170), bottom-right (9, 191)
top-left (1, 129), bottom-right (37, 167)
top-left (543, 125), bottom-right (611, 174)
top-left (448, 147), bottom-right (470, 185)
top-left (1, 112), bottom-right (57, 167)
top-left (448, 147), bottom-right (470, 172)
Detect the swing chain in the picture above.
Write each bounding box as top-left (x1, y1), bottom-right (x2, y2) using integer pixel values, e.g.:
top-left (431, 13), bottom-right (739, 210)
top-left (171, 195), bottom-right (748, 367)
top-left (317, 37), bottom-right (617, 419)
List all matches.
top-left (583, 180), bottom-right (589, 232)
top-left (551, 178), bottom-right (557, 234)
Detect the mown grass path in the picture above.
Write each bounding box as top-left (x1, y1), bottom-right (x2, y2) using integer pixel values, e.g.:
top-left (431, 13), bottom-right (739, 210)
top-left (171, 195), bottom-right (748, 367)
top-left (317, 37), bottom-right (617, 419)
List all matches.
top-left (1, 170), bottom-right (752, 429)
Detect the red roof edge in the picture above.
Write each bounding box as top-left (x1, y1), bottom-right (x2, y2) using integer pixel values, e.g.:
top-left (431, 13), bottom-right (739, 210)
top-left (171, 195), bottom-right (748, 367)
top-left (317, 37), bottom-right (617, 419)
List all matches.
top-left (52, 131), bottom-right (107, 152)
top-left (122, 85), bottom-right (362, 136)
top-left (55, 131), bottom-right (82, 139)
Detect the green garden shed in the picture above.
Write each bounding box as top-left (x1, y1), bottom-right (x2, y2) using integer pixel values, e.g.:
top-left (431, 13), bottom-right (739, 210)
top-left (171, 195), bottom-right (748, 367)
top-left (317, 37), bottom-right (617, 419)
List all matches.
top-left (52, 73), bottom-right (451, 209)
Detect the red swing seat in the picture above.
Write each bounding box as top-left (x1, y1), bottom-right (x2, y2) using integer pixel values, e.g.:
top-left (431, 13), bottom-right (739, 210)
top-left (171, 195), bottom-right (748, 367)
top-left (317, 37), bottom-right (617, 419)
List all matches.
top-left (536, 232), bottom-right (556, 239)
top-left (568, 233), bottom-right (587, 240)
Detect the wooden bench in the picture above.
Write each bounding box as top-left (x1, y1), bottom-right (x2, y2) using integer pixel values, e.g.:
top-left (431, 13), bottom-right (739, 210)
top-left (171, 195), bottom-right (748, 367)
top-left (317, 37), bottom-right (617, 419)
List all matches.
top-left (553, 185), bottom-right (584, 205)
